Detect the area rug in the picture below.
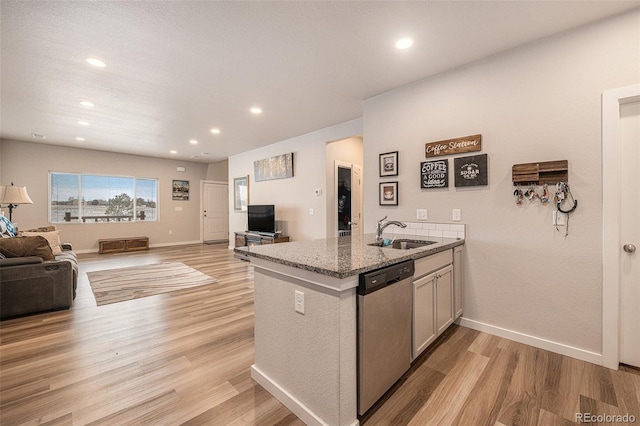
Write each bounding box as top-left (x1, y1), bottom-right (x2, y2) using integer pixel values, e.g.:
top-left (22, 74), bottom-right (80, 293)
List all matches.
top-left (87, 262), bottom-right (219, 306)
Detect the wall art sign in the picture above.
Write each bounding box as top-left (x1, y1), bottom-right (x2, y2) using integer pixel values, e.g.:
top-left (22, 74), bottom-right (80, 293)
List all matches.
top-left (379, 181), bottom-right (398, 206)
top-left (454, 154), bottom-right (488, 187)
top-left (379, 151), bottom-right (398, 177)
top-left (233, 175), bottom-right (249, 211)
top-left (172, 180), bottom-right (189, 200)
top-left (421, 160), bottom-right (448, 189)
top-left (254, 153), bottom-right (294, 182)
top-left (425, 134), bottom-right (482, 158)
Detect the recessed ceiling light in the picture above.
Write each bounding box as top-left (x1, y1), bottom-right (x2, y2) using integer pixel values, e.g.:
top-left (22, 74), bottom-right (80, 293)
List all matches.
top-left (86, 58), bottom-right (106, 67)
top-left (210, 128), bottom-right (221, 134)
top-left (170, 150), bottom-right (177, 154)
top-left (250, 107), bottom-right (262, 115)
top-left (75, 137), bottom-right (85, 141)
top-left (189, 139), bottom-right (198, 145)
top-left (31, 133), bottom-right (46, 139)
top-left (395, 37), bottom-right (414, 49)
top-left (80, 101), bottom-right (94, 107)
top-left (78, 121), bottom-right (89, 126)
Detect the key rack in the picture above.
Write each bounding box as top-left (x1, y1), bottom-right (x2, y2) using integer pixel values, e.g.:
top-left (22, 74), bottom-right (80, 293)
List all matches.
top-left (511, 160), bottom-right (568, 185)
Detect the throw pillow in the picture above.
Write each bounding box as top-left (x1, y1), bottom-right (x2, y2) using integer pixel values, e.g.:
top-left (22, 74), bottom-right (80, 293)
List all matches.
top-left (0, 236), bottom-right (55, 261)
top-left (21, 230), bottom-right (63, 255)
top-left (0, 215), bottom-right (16, 237)
top-left (20, 225), bottom-right (57, 233)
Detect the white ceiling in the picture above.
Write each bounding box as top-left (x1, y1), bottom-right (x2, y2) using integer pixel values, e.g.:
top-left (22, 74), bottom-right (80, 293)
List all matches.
top-left (1, 1), bottom-right (637, 164)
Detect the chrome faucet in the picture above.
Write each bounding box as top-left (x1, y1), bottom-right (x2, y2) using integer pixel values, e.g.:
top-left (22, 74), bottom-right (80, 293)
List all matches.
top-left (376, 216), bottom-right (407, 241)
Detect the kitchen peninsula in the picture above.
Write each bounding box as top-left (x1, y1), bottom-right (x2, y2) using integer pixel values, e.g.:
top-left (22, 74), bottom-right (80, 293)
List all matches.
top-left (235, 233), bottom-right (464, 426)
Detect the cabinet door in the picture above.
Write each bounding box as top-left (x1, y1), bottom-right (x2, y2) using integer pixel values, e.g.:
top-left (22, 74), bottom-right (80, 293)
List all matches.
top-left (435, 264), bottom-right (454, 335)
top-left (413, 272), bottom-right (436, 360)
top-left (453, 246), bottom-right (463, 319)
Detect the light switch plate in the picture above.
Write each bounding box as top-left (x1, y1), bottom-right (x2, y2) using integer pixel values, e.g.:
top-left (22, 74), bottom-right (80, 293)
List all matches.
top-left (416, 209), bottom-right (428, 220)
top-left (452, 209), bottom-right (461, 222)
top-left (553, 210), bottom-right (566, 226)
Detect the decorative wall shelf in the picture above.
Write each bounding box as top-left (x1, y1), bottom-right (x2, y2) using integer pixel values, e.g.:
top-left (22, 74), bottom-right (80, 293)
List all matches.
top-left (512, 160), bottom-right (568, 185)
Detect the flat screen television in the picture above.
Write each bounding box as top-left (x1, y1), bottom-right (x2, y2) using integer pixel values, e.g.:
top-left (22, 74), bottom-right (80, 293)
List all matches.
top-left (247, 204), bottom-right (276, 235)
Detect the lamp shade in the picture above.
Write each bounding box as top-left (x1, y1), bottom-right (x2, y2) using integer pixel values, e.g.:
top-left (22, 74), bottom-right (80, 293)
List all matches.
top-left (0, 185), bottom-right (33, 205)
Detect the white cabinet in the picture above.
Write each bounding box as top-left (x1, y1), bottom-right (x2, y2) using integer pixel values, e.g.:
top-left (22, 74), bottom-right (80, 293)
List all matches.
top-left (413, 272), bottom-right (436, 357)
top-left (453, 245), bottom-right (464, 319)
top-left (435, 264), bottom-right (454, 335)
top-left (412, 250), bottom-right (455, 360)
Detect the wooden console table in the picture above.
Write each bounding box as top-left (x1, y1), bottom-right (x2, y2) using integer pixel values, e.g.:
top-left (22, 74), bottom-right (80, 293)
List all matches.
top-left (234, 232), bottom-right (289, 247)
top-left (234, 232), bottom-right (289, 261)
top-left (99, 236), bottom-right (150, 254)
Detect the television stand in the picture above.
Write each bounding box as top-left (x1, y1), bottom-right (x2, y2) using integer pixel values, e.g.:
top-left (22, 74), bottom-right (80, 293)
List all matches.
top-left (234, 231), bottom-right (290, 260)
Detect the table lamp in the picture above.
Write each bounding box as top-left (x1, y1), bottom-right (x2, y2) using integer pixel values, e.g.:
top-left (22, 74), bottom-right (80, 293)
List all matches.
top-left (0, 182), bottom-right (33, 222)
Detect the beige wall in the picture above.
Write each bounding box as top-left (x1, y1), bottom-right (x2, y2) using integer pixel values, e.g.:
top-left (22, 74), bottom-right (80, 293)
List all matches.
top-left (0, 140), bottom-right (209, 252)
top-left (206, 160), bottom-right (228, 182)
top-left (228, 119), bottom-right (363, 243)
top-left (363, 10), bottom-right (640, 355)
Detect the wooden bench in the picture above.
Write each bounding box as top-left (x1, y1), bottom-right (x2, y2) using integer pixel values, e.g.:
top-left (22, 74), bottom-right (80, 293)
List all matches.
top-left (98, 236), bottom-right (150, 254)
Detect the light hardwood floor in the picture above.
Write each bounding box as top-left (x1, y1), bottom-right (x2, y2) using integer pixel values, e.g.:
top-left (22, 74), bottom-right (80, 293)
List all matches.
top-left (1, 243), bottom-right (638, 425)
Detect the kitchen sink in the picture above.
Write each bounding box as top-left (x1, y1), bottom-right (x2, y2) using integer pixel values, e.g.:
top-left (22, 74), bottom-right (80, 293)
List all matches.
top-left (368, 239), bottom-right (436, 250)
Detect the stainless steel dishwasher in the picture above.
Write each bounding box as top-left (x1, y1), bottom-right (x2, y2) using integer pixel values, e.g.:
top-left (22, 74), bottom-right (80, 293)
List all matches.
top-left (357, 259), bottom-right (415, 416)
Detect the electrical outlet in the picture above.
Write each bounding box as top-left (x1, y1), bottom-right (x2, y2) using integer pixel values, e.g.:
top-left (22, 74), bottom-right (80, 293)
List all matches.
top-left (452, 209), bottom-right (462, 222)
top-left (416, 209), bottom-right (428, 220)
top-left (168, 230), bottom-right (172, 235)
top-left (309, 208), bottom-right (315, 215)
top-left (295, 290), bottom-right (305, 314)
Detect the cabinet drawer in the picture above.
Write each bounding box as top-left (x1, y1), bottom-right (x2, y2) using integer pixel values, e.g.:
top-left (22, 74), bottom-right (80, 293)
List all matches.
top-left (414, 250), bottom-right (452, 278)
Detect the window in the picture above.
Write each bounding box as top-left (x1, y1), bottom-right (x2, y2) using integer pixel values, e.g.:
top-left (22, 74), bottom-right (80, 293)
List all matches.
top-left (50, 173), bottom-right (158, 223)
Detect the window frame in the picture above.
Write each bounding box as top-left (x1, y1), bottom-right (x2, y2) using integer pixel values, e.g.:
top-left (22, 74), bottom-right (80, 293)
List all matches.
top-left (49, 171), bottom-right (160, 224)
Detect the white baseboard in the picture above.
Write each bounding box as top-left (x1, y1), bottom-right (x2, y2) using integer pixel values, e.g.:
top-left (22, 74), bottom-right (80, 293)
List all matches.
top-left (150, 240), bottom-right (202, 248)
top-left (457, 317), bottom-right (603, 366)
top-left (250, 365), bottom-right (358, 426)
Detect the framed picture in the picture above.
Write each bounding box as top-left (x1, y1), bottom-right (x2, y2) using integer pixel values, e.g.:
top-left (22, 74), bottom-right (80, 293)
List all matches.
top-left (254, 153), bottom-right (294, 182)
top-left (233, 175), bottom-right (249, 211)
top-left (172, 179), bottom-right (189, 201)
top-left (379, 151), bottom-right (398, 177)
top-left (421, 159), bottom-right (448, 189)
top-left (379, 182), bottom-right (398, 206)
top-left (454, 154), bottom-right (488, 187)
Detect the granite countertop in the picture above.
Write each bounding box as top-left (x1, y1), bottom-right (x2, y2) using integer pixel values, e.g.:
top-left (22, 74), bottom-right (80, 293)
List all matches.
top-left (234, 233), bottom-right (464, 279)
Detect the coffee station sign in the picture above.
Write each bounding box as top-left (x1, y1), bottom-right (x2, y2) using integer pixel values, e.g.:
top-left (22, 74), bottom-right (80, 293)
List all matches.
top-left (425, 134), bottom-right (482, 158)
top-left (421, 160), bottom-right (448, 189)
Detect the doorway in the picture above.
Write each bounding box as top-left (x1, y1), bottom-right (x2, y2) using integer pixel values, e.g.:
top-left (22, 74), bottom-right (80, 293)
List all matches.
top-left (201, 181), bottom-right (229, 243)
top-left (602, 84), bottom-right (640, 369)
top-left (326, 136), bottom-right (364, 238)
top-left (335, 162), bottom-right (363, 237)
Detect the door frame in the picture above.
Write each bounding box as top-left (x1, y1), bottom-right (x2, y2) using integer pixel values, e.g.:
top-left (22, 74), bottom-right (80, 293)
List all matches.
top-left (200, 180), bottom-right (229, 243)
top-left (602, 84), bottom-right (640, 369)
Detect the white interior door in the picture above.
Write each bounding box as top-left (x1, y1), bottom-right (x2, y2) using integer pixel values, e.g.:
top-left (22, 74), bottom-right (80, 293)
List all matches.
top-left (620, 98), bottom-right (640, 368)
top-left (203, 182), bottom-right (228, 242)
